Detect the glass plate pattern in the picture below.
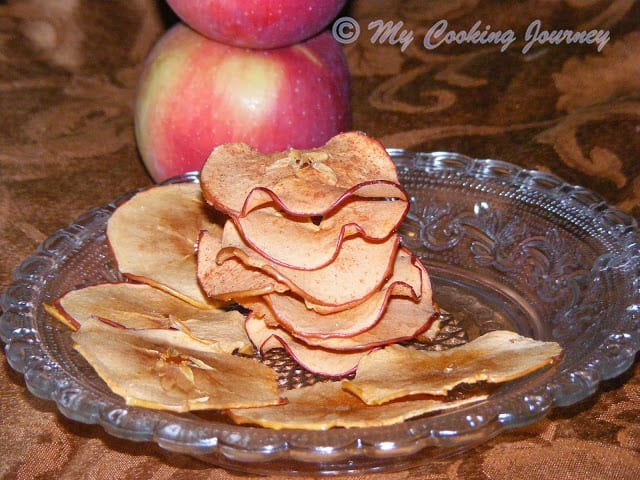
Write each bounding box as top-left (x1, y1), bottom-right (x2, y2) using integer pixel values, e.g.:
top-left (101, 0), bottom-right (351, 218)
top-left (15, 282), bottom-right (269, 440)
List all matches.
top-left (2, 150), bottom-right (640, 475)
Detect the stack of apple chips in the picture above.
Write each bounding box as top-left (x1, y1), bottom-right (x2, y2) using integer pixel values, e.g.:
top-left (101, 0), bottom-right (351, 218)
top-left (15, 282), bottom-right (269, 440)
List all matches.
top-left (45, 132), bottom-right (563, 429)
top-left (197, 131), bottom-right (438, 377)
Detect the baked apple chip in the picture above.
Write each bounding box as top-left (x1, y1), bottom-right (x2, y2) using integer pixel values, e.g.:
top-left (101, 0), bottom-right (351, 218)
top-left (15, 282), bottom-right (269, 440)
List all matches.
top-left (46, 282), bottom-right (250, 353)
top-left (264, 248), bottom-right (429, 338)
top-left (200, 131), bottom-right (407, 218)
top-left (234, 198), bottom-right (407, 270)
top-left (343, 330), bottom-right (563, 405)
top-left (245, 312), bottom-right (369, 378)
top-left (272, 286), bottom-right (437, 353)
top-left (288, 302), bottom-right (437, 352)
top-left (227, 381), bottom-right (487, 430)
top-left (197, 229), bottom-right (289, 301)
top-left (216, 220), bottom-right (400, 309)
top-left (72, 318), bottom-right (282, 412)
top-left (107, 182), bottom-right (222, 308)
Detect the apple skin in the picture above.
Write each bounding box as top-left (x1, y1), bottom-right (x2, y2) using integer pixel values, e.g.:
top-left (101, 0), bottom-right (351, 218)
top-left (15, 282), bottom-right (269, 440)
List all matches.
top-left (134, 23), bottom-right (351, 182)
top-left (166, 0), bottom-right (347, 49)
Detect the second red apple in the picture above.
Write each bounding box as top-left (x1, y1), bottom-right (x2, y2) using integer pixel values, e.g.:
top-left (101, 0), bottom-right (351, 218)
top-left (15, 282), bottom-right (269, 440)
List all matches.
top-left (166, 0), bottom-right (347, 49)
top-left (134, 24), bottom-right (351, 182)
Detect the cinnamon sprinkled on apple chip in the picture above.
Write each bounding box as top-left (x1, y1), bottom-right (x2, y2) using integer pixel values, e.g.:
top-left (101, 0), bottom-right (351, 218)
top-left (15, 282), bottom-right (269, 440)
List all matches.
top-left (201, 132), bottom-right (408, 272)
top-left (200, 131), bottom-right (407, 217)
top-left (234, 198), bottom-right (408, 270)
top-left (197, 229), bottom-right (289, 301)
top-left (216, 220), bottom-right (400, 309)
top-left (263, 249), bottom-right (435, 345)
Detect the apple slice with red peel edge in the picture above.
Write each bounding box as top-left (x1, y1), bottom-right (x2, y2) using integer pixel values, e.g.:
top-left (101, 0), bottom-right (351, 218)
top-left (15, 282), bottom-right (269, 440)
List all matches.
top-left (200, 131), bottom-right (407, 217)
top-left (197, 230), bottom-right (289, 301)
top-left (269, 266), bottom-right (437, 352)
top-left (245, 310), bottom-right (369, 378)
top-left (227, 381), bottom-right (487, 430)
top-left (303, 247), bottom-right (429, 315)
top-left (286, 300), bottom-right (437, 352)
top-left (264, 248), bottom-right (429, 338)
top-left (107, 183), bottom-right (223, 309)
top-left (265, 252), bottom-right (438, 352)
top-left (234, 197), bottom-right (408, 270)
top-left (71, 318), bottom-right (283, 412)
top-left (342, 330), bottom-right (564, 405)
top-left (216, 220), bottom-right (400, 309)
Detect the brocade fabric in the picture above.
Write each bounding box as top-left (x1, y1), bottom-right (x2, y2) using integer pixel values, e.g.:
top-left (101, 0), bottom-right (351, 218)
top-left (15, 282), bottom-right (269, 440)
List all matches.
top-left (1, 1), bottom-right (639, 478)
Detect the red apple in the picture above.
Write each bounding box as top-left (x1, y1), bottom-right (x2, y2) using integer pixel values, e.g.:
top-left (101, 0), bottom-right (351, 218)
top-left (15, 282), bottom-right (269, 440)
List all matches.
top-left (166, 0), bottom-right (347, 49)
top-left (134, 23), bottom-right (351, 182)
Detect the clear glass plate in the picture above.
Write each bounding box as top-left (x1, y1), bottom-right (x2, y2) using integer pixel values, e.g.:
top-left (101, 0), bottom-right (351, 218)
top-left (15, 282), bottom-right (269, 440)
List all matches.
top-left (2, 150), bottom-right (640, 476)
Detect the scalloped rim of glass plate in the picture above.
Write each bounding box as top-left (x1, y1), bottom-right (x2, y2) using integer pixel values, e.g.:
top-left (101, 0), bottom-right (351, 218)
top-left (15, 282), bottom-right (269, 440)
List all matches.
top-left (2, 150), bottom-right (640, 476)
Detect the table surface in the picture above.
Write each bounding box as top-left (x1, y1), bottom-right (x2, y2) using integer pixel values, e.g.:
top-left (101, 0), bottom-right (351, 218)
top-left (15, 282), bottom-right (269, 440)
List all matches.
top-left (2, 1), bottom-right (640, 479)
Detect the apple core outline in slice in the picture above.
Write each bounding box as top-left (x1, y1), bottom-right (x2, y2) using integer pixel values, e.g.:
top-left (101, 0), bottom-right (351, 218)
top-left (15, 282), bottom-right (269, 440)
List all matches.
top-left (71, 318), bottom-right (282, 412)
top-left (200, 131), bottom-right (406, 217)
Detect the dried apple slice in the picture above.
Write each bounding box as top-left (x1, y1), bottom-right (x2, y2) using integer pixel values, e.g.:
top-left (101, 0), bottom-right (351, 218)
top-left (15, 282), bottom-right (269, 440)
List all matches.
top-left (217, 220), bottom-right (399, 309)
top-left (197, 230), bottom-right (289, 301)
top-left (234, 197), bottom-right (408, 270)
top-left (46, 282), bottom-right (250, 353)
top-left (72, 318), bottom-right (282, 412)
top-left (107, 182), bottom-right (222, 308)
top-left (227, 381), bottom-right (487, 430)
top-left (235, 296), bottom-right (278, 325)
top-left (266, 254), bottom-right (439, 352)
top-left (172, 316), bottom-right (253, 355)
top-left (245, 312), bottom-right (369, 378)
top-left (343, 330), bottom-right (563, 405)
top-left (265, 248), bottom-right (428, 338)
top-left (289, 304), bottom-right (437, 352)
top-left (272, 274), bottom-right (437, 352)
top-left (305, 248), bottom-right (429, 315)
top-left (200, 131), bottom-right (407, 217)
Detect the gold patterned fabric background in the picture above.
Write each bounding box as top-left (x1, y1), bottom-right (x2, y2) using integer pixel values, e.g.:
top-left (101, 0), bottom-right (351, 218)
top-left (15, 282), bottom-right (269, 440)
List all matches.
top-left (1, 0), bottom-right (640, 479)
